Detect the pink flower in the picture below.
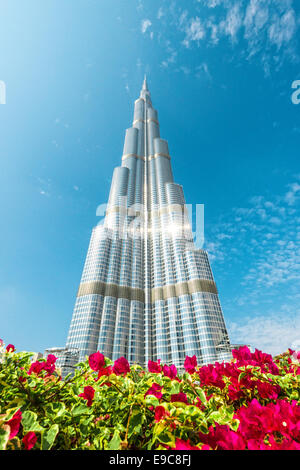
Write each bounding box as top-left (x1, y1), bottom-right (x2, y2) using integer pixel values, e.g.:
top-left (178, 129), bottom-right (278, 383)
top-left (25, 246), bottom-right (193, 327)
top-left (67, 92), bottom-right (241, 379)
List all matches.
top-left (199, 424), bottom-right (245, 450)
top-left (174, 439), bottom-right (199, 450)
top-left (148, 359), bottom-right (161, 373)
top-left (184, 355), bottom-right (197, 374)
top-left (79, 386), bottom-right (95, 407)
top-left (23, 432), bottom-right (37, 450)
top-left (154, 406), bottom-right (170, 422)
top-left (112, 357), bottom-right (130, 376)
top-left (6, 409), bottom-right (22, 439)
top-left (144, 383), bottom-right (163, 399)
top-left (232, 345), bottom-right (252, 362)
top-left (88, 352), bottom-right (105, 371)
top-left (162, 364), bottom-right (177, 380)
top-left (6, 344), bottom-right (15, 353)
top-left (171, 393), bottom-right (188, 404)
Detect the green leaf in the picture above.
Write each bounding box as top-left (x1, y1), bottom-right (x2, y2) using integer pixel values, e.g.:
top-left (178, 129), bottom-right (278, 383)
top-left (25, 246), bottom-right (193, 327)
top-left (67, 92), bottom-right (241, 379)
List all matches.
top-left (41, 424), bottom-right (59, 450)
top-left (128, 409), bottom-right (144, 438)
top-left (157, 430), bottom-right (175, 447)
top-left (145, 395), bottom-right (160, 408)
top-left (45, 402), bottom-right (66, 419)
top-left (108, 430), bottom-right (121, 450)
top-left (0, 425), bottom-right (10, 450)
top-left (4, 407), bottom-right (21, 422)
top-left (22, 410), bottom-right (44, 433)
top-left (169, 381), bottom-right (181, 394)
top-left (72, 404), bottom-right (92, 417)
top-left (196, 388), bottom-right (207, 404)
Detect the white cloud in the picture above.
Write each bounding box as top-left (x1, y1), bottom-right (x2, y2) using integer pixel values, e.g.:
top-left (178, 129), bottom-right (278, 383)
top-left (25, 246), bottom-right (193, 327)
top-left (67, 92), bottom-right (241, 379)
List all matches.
top-left (284, 182), bottom-right (300, 205)
top-left (182, 17), bottom-right (206, 47)
top-left (228, 311), bottom-right (300, 355)
top-left (268, 8), bottom-right (296, 49)
top-left (141, 19), bottom-right (152, 34)
top-left (222, 3), bottom-right (243, 42)
top-left (157, 7), bottom-right (164, 19)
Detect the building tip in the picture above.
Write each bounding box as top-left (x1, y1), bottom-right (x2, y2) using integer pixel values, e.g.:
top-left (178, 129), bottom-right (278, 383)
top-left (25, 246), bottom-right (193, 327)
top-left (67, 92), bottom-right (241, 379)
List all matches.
top-left (142, 74), bottom-right (148, 91)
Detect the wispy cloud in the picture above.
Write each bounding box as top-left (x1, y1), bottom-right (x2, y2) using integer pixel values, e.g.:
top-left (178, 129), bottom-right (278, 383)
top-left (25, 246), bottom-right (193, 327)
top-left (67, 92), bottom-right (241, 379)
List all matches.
top-left (164, 0), bottom-right (299, 75)
top-left (141, 19), bottom-right (152, 34)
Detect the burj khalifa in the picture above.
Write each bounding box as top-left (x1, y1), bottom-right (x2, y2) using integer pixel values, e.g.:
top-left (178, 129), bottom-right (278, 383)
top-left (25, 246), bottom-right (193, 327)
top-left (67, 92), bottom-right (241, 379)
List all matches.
top-left (65, 78), bottom-right (232, 370)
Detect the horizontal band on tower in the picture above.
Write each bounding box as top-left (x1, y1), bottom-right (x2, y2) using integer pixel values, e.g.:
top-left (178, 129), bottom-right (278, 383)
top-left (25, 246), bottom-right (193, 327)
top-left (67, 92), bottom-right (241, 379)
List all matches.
top-left (121, 152), bottom-right (171, 162)
top-left (132, 118), bottom-right (159, 125)
top-left (122, 153), bottom-right (145, 162)
top-left (76, 278), bottom-right (217, 302)
top-left (148, 153), bottom-right (171, 161)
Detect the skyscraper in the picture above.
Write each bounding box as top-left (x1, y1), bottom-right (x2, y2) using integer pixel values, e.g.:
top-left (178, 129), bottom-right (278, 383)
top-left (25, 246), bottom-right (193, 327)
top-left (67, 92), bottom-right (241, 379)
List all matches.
top-left (65, 78), bottom-right (232, 371)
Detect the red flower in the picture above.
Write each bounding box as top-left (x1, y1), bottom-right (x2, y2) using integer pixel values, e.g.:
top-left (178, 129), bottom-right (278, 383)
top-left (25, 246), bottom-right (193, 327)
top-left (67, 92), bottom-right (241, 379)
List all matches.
top-left (6, 409), bottom-right (22, 439)
top-left (184, 355), bottom-right (197, 374)
top-left (28, 361), bottom-right (45, 376)
top-left (88, 352), bottom-right (105, 371)
top-left (171, 393), bottom-right (188, 404)
top-left (79, 386), bottom-right (95, 407)
top-left (6, 344), bottom-right (15, 353)
top-left (95, 366), bottom-right (112, 381)
top-left (162, 364), bottom-right (177, 380)
top-left (174, 439), bottom-right (199, 450)
top-left (43, 354), bottom-right (57, 375)
top-left (154, 406), bottom-right (170, 422)
top-left (144, 383), bottom-right (163, 399)
top-left (256, 381), bottom-right (281, 400)
top-left (112, 357), bottom-right (130, 376)
top-left (148, 359), bottom-right (161, 373)
top-left (22, 432), bottom-right (37, 450)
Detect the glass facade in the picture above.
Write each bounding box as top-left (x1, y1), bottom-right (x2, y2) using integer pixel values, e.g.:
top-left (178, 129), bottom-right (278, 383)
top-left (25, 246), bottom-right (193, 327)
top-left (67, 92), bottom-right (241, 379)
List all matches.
top-left (65, 78), bottom-right (232, 370)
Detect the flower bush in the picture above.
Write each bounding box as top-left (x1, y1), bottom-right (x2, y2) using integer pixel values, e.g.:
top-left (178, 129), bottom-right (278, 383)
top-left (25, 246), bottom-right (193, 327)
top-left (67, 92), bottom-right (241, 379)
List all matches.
top-left (0, 340), bottom-right (300, 450)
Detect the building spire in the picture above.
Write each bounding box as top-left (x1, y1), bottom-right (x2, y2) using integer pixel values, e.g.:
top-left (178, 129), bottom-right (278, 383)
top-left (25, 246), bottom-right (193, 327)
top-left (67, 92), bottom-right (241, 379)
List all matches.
top-left (142, 74), bottom-right (148, 91)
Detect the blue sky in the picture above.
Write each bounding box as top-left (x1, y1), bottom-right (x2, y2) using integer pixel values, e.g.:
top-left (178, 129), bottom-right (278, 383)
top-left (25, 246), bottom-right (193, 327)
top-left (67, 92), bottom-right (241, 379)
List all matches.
top-left (0, 0), bottom-right (299, 356)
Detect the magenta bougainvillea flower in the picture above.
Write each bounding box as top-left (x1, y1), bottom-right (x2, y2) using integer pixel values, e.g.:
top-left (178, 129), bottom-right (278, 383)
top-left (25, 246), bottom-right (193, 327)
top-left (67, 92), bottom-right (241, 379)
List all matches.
top-left (154, 405), bottom-right (170, 422)
top-left (22, 432), bottom-right (37, 450)
top-left (162, 364), bottom-right (177, 380)
top-left (6, 344), bottom-right (15, 353)
top-left (79, 386), bottom-right (95, 407)
top-left (184, 355), bottom-right (197, 374)
top-left (171, 393), bottom-right (188, 404)
top-left (144, 383), bottom-right (163, 399)
top-left (173, 439), bottom-right (200, 450)
top-left (112, 357), bottom-right (130, 376)
top-left (6, 409), bottom-right (22, 439)
top-left (148, 359), bottom-right (162, 373)
top-left (28, 354), bottom-right (57, 377)
top-left (88, 352), bottom-right (105, 372)
top-left (95, 365), bottom-right (112, 381)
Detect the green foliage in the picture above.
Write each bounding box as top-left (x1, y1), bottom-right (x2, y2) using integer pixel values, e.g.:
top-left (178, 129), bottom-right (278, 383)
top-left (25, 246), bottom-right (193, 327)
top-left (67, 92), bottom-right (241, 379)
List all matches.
top-left (0, 345), bottom-right (299, 450)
